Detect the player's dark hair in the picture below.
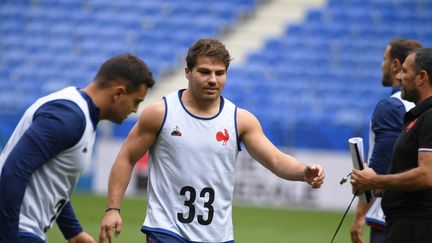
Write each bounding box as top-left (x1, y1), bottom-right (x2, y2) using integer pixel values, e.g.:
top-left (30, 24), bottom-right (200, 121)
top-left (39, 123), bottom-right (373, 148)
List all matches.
top-left (186, 39), bottom-right (231, 70)
top-left (412, 48), bottom-right (432, 85)
top-left (94, 53), bottom-right (155, 92)
top-left (389, 39), bottom-right (422, 64)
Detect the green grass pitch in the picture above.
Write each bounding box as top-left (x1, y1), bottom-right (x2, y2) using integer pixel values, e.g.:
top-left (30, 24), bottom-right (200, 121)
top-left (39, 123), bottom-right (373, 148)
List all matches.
top-left (47, 193), bottom-right (366, 242)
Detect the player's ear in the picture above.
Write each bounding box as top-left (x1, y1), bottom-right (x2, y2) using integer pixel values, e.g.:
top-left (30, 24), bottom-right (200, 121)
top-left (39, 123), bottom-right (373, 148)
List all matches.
top-left (391, 58), bottom-right (401, 75)
top-left (417, 70), bottom-right (428, 86)
top-left (113, 85), bottom-right (126, 102)
top-left (185, 68), bottom-right (191, 80)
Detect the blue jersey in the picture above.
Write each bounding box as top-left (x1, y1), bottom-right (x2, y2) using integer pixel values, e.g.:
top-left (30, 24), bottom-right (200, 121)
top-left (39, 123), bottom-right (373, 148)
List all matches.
top-left (368, 87), bottom-right (414, 174)
top-left (365, 87), bottom-right (414, 229)
top-left (0, 87), bottom-right (99, 242)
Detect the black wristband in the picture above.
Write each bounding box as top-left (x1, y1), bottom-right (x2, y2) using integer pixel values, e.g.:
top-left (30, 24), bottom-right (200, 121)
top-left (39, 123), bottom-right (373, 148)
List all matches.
top-left (105, 207), bottom-right (121, 213)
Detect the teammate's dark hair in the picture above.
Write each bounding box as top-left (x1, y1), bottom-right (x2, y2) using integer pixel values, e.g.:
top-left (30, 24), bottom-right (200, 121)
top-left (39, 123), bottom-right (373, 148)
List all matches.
top-left (186, 39), bottom-right (231, 70)
top-left (389, 39), bottom-right (422, 64)
top-left (94, 53), bottom-right (155, 92)
top-left (412, 48), bottom-right (432, 85)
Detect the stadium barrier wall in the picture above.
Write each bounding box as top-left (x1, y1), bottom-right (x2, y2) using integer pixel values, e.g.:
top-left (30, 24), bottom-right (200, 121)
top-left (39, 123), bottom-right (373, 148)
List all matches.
top-left (91, 137), bottom-right (356, 210)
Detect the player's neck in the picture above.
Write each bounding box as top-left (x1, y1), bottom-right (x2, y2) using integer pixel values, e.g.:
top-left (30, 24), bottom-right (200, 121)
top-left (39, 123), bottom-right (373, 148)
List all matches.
top-left (81, 83), bottom-right (110, 120)
top-left (181, 90), bottom-right (221, 118)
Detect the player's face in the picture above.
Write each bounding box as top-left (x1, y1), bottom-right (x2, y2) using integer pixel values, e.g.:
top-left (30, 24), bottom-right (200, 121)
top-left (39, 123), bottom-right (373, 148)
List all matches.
top-left (398, 53), bottom-right (420, 103)
top-left (381, 45), bottom-right (393, 87)
top-left (185, 56), bottom-right (227, 102)
top-left (110, 83), bottom-right (148, 124)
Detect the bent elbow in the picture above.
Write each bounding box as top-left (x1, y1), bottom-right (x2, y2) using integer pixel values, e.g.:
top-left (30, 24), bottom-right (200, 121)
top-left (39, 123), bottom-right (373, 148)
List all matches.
top-left (424, 176), bottom-right (432, 188)
top-left (419, 171), bottom-right (432, 188)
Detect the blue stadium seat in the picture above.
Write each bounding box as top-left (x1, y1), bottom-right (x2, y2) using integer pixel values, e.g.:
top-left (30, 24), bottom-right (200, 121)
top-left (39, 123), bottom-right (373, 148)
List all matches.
top-left (2, 0), bottom-right (429, 150)
top-left (1, 0), bottom-right (258, 100)
top-left (228, 0), bottom-right (431, 150)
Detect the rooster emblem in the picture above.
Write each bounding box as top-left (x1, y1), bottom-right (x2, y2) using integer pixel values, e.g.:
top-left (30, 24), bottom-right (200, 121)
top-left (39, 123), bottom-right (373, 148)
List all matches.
top-left (216, 128), bottom-right (229, 145)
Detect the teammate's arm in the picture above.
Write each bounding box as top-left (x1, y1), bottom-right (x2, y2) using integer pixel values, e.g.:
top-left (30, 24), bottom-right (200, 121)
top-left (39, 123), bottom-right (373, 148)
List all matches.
top-left (68, 231), bottom-right (96, 243)
top-left (0, 101), bottom-right (85, 242)
top-left (99, 101), bottom-right (165, 243)
top-left (236, 108), bottom-right (324, 188)
top-left (350, 200), bottom-right (369, 243)
top-left (57, 202), bottom-right (89, 241)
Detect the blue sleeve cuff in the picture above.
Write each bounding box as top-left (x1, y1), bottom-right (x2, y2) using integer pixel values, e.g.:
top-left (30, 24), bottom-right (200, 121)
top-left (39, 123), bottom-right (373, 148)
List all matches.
top-left (56, 201), bottom-right (83, 239)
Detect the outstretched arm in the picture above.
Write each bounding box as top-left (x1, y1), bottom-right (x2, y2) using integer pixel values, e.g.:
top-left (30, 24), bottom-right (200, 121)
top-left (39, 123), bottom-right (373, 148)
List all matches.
top-left (237, 109), bottom-right (324, 188)
top-left (99, 102), bottom-right (164, 243)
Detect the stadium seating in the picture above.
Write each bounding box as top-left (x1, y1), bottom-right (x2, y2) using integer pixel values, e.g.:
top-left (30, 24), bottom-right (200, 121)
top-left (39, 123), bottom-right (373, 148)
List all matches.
top-left (0, 0), bottom-right (258, 147)
top-left (223, 0), bottom-right (432, 150)
top-left (1, 0), bottom-right (431, 151)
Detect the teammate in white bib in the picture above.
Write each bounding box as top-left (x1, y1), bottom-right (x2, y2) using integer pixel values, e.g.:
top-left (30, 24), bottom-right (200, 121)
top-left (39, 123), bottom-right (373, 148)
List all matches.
top-left (0, 53), bottom-right (155, 243)
top-left (99, 39), bottom-right (325, 243)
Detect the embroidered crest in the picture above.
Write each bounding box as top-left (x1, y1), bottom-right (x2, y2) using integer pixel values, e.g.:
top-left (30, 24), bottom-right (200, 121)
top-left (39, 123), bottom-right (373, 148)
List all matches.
top-left (216, 128), bottom-right (229, 145)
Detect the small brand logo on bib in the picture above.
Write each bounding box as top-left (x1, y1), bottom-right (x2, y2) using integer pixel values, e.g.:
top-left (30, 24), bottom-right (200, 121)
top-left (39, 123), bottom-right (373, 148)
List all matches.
top-left (171, 126), bottom-right (182, 136)
top-left (82, 143), bottom-right (88, 153)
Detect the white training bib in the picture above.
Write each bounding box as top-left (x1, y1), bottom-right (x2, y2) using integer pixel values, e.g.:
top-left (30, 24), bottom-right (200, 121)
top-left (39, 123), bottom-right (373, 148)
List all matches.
top-left (0, 87), bottom-right (96, 240)
top-left (143, 90), bottom-right (239, 242)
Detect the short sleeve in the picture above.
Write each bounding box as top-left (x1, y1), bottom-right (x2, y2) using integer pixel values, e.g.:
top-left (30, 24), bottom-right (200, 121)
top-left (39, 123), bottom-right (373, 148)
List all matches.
top-left (418, 111), bottom-right (432, 150)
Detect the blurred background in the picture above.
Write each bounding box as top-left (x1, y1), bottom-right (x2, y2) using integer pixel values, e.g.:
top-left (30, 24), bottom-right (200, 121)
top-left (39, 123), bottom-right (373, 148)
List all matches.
top-left (1, 0), bottom-right (432, 241)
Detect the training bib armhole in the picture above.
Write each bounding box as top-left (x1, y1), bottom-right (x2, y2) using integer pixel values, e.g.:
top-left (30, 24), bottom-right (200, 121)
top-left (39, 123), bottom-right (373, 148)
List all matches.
top-left (234, 106), bottom-right (241, 151)
top-left (155, 96), bottom-right (168, 137)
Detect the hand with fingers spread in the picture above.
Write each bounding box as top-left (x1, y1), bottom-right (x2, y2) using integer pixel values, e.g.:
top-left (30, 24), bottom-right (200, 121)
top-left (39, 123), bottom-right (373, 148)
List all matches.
top-left (99, 210), bottom-right (122, 243)
top-left (304, 164), bottom-right (325, 189)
